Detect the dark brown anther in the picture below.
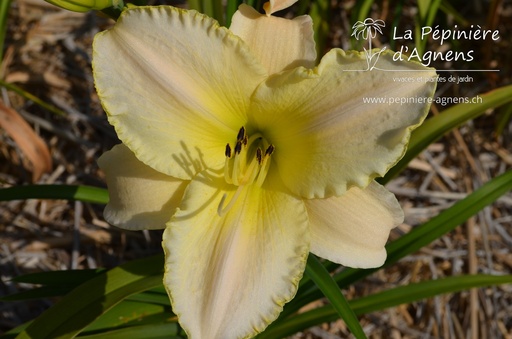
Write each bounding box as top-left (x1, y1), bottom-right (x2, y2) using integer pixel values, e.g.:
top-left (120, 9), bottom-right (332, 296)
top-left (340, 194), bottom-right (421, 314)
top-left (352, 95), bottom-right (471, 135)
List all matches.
top-left (225, 143), bottom-right (232, 158)
top-left (256, 148), bottom-right (262, 164)
top-left (265, 144), bottom-right (275, 156)
top-left (237, 127), bottom-right (246, 141)
top-left (243, 135), bottom-right (248, 146)
top-left (234, 141), bottom-right (243, 154)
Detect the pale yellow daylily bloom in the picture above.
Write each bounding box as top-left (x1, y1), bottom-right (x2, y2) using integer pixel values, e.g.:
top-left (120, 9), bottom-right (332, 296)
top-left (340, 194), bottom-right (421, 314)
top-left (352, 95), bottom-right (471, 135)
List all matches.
top-left (94, 4), bottom-right (436, 339)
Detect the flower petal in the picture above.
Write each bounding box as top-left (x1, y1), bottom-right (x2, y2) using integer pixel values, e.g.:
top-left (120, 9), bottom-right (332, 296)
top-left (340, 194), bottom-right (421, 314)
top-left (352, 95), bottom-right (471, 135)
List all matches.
top-left (305, 181), bottom-right (403, 268)
top-left (93, 6), bottom-right (267, 180)
top-left (263, 0), bottom-right (297, 15)
top-left (230, 4), bottom-right (316, 75)
top-left (163, 171), bottom-right (309, 338)
top-left (250, 49), bottom-right (437, 198)
top-left (98, 144), bottom-right (188, 230)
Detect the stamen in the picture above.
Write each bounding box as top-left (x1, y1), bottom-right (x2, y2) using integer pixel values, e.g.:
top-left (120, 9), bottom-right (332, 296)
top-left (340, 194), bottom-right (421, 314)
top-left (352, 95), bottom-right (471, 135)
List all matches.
top-left (224, 156), bottom-right (233, 184)
top-left (255, 154), bottom-right (271, 187)
top-left (223, 127), bottom-right (274, 188)
top-left (237, 126), bottom-right (246, 141)
top-left (265, 144), bottom-right (275, 156)
top-left (225, 143), bottom-right (232, 158)
top-left (232, 151), bottom-right (241, 185)
top-left (242, 156), bottom-right (260, 185)
top-left (234, 141), bottom-right (242, 154)
top-left (217, 185), bottom-right (244, 217)
top-left (256, 148), bottom-right (262, 164)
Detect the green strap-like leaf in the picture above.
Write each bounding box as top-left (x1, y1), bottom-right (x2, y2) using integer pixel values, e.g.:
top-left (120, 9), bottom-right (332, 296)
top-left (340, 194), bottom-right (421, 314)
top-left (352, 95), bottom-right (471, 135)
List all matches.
top-left (15, 255), bottom-right (164, 339)
top-left (0, 185), bottom-right (108, 204)
top-left (1, 286), bottom-right (77, 302)
top-left (80, 300), bottom-right (169, 334)
top-left (262, 274), bottom-right (512, 338)
top-left (12, 269), bottom-right (106, 285)
top-left (383, 84), bottom-right (512, 182)
top-left (1, 270), bottom-right (107, 301)
top-left (126, 291), bottom-right (171, 306)
top-left (225, 0), bottom-right (243, 27)
top-left (78, 323), bottom-right (180, 339)
top-left (305, 255), bottom-right (366, 339)
top-left (309, 0), bottom-right (330, 57)
top-left (0, 0), bottom-right (12, 62)
top-left (0, 79), bottom-right (67, 117)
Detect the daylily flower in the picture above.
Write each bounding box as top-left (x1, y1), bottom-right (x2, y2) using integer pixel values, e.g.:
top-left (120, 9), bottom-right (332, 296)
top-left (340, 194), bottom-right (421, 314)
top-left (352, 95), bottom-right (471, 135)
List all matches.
top-left (94, 0), bottom-right (436, 338)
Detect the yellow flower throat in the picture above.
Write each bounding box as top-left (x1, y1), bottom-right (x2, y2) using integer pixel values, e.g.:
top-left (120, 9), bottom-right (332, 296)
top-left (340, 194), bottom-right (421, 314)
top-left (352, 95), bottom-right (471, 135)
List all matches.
top-left (224, 126), bottom-right (274, 187)
top-left (218, 127), bottom-right (274, 216)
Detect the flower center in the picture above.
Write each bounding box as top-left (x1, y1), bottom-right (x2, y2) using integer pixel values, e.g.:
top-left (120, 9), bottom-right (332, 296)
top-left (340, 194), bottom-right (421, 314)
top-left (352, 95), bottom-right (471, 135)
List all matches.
top-left (217, 127), bottom-right (274, 216)
top-left (223, 126), bottom-right (274, 187)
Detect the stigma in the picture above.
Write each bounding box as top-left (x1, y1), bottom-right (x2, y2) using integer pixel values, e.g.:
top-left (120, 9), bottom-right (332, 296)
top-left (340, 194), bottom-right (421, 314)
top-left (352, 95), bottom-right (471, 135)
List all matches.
top-left (224, 127), bottom-right (274, 188)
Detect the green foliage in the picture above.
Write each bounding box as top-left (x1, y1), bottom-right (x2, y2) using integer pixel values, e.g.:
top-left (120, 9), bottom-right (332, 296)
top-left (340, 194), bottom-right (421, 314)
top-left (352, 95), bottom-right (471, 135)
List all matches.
top-left (308, 0), bottom-right (330, 57)
top-left (0, 185), bottom-right (108, 204)
top-left (304, 256), bottom-right (366, 339)
top-left (383, 85), bottom-right (512, 182)
top-left (259, 274), bottom-right (512, 338)
top-left (1, 270), bottom-right (106, 301)
top-left (414, 0), bottom-right (442, 56)
top-left (12, 255), bottom-right (164, 339)
top-left (0, 0), bottom-right (11, 63)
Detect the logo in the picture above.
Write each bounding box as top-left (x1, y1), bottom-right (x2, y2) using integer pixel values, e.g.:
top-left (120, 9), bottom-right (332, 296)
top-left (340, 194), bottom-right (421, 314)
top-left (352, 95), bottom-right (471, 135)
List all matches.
top-left (351, 18), bottom-right (387, 71)
top-left (351, 18), bottom-right (500, 73)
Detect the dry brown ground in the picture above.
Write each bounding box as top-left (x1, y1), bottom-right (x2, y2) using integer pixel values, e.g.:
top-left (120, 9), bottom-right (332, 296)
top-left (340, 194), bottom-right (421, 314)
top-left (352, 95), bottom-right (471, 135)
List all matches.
top-left (1, 0), bottom-right (511, 337)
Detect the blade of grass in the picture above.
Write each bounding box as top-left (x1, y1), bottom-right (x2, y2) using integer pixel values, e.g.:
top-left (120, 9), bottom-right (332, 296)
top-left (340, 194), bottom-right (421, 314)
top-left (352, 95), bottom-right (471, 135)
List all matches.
top-left (1, 270), bottom-right (107, 301)
top-left (0, 0), bottom-right (11, 63)
top-left (414, 0), bottom-right (441, 55)
top-left (78, 323), bottom-right (179, 339)
top-left (0, 80), bottom-right (67, 117)
top-left (295, 0), bottom-right (311, 15)
top-left (389, 0), bottom-right (405, 51)
top-left (424, 0), bottom-right (442, 30)
top-left (187, 0), bottom-right (202, 12)
top-left (439, 1), bottom-right (468, 25)
top-left (354, 0), bottom-right (374, 23)
top-left (496, 103), bottom-right (512, 136)
top-left (15, 254), bottom-right (164, 339)
top-left (81, 300), bottom-right (168, 333)
top-left (212, 0), bottom-right (224, 26)
top-left (262, 274), bottom-right (512, 338)
top-left (225, 0), bottom-right (242, 26)
top-left (0, 184), bottom-right (108, 204)
top-left (0, 286), bottom-right (76, 302)
top-left (309, 0), bottom-right (330, 57)
top-left (202, 0), bottom-right (215, 21)
top-left (383, 84), bottom-right (512, 182)
top-left (126, 291), bottom-right (171, 307)
top-left (11, 269), bottom-right (106, 285)
top-left (305, 255), bottom-right (366, 339)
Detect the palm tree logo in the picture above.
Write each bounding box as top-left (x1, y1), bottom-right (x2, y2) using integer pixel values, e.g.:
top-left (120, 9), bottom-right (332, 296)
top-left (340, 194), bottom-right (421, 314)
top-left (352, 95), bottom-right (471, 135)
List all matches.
top-left (351, 18), bottom-right (387, 70)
